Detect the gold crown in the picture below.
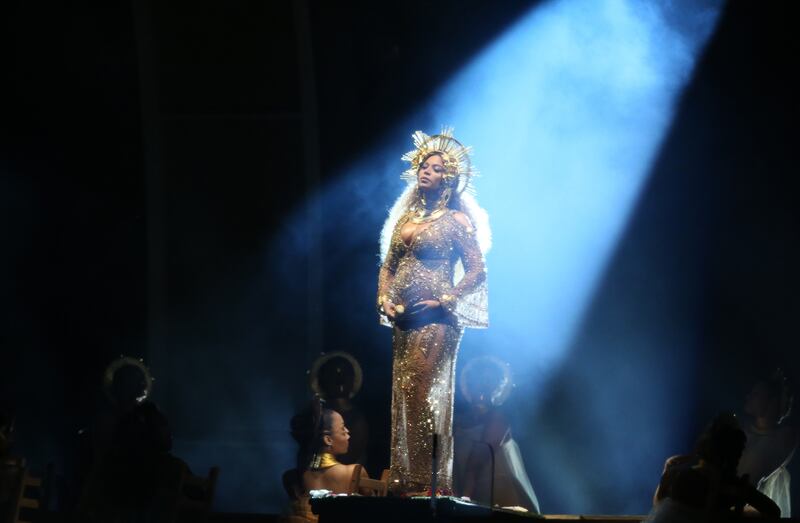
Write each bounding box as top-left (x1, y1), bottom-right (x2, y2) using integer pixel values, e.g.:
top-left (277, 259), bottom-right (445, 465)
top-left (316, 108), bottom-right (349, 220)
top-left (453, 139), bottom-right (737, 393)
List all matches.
top-left (400, 127), bottom-right (477, 195)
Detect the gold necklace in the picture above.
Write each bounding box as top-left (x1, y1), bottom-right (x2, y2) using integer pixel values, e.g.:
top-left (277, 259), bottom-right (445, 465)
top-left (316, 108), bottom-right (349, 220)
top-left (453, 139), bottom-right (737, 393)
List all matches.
top-left (410, 208), bottom-right (447, 224)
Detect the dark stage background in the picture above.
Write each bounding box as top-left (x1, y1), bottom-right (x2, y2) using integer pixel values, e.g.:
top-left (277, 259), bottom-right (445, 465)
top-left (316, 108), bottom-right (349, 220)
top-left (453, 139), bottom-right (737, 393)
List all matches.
top-left (2, 0), bottom-right (798, 515)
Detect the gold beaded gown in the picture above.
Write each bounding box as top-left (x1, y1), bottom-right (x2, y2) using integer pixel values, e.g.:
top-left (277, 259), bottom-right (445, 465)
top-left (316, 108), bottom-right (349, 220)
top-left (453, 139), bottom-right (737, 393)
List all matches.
top-left (378, 209), bottom-right (487, 493)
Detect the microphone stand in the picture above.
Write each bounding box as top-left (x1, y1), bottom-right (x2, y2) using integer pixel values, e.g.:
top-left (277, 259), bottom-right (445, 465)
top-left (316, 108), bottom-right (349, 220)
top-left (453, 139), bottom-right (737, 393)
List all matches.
top-left (430, 433), bottom-right (439, 515)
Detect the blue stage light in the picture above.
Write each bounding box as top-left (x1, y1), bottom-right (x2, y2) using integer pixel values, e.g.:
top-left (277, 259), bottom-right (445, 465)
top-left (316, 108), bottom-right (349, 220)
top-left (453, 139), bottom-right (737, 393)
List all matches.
top-left (425, 0), bottom-right (722, 377)
top-left (276, 0), bottom-right (723, 513)
top-left (302, 0), bottom-right (722, 393)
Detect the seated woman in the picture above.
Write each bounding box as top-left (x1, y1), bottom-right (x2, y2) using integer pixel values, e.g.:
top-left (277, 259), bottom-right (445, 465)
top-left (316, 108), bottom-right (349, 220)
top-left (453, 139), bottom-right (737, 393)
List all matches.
top-left (309, 352), bottom-right (369, 466)
top-left (652, 412), bottom-right (780, 520)
top-left (737, 369), bottom-right (798, 517)
top-left (453, 356), bottom-right (539, 512)
top-left (78, 401), bottom-right (191, 523)
top-left (287, 401), bottom-right (368, 521)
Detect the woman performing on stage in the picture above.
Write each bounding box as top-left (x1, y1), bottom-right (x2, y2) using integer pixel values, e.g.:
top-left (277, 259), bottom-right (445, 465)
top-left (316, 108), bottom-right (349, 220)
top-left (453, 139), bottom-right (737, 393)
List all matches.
top-left (377, 128), bottom-right (490, 494)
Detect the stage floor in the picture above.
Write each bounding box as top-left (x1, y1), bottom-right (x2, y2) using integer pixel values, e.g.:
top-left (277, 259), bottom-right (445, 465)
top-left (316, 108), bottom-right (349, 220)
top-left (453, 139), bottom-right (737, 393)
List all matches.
top-left (310, 496), bottom-right (648, 523)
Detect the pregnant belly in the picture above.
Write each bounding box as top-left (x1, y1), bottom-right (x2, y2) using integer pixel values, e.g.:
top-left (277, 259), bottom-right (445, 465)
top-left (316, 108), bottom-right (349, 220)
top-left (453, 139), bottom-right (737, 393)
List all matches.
top-left (394, 278), bottom-right (435, 306)
top-left (392, 263), bottom-right (448, 307)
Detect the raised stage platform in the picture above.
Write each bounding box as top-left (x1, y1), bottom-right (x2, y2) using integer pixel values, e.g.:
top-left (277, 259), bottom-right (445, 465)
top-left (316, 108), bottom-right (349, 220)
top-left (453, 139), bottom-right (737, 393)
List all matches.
top-left (310, 497), bottom-right (647, 523)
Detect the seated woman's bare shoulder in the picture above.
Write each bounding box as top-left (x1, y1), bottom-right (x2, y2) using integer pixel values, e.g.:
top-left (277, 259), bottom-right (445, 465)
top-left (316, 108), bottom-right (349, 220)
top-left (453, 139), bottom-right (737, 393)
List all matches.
top-left (329, 463), bottom-right (356, 482)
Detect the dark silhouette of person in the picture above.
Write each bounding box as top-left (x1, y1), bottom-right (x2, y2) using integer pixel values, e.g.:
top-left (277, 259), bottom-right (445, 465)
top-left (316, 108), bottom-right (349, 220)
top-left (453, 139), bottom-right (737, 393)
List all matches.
top-left (0, 406), bottom-right (22, 523)
top-left (73, 357), bottom-right (153, 509)
top-left (737, 369), bottom-right (798, 516)
top-left (652, 412), bottom-right (780, 520)
top-left (78, 401), bottom-right (190, 523)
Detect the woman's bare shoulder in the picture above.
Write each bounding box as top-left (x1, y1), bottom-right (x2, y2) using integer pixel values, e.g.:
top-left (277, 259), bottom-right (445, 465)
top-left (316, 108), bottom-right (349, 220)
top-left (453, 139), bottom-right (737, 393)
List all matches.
top-left (451, 211), bottom-right (473, 229)
top-left (662, 454), bottom-right (692, 471)
top-left (327, 463), bottom-right (359, 482)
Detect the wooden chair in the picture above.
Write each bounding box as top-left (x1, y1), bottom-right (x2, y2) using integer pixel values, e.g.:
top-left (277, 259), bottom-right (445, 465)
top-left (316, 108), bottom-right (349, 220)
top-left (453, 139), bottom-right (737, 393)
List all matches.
top-left (13, 466), bottom-right (41, 523)
top-left (174, 466), bottom-right (219, 522)
top-left (348, 465), bottom-right (389, 496)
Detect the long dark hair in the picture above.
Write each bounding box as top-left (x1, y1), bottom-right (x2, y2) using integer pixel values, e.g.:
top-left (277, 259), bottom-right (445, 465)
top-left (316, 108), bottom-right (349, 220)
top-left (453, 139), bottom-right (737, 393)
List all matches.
top-left (694, 412), bottom-right (746, 477)
top-left (290, 398), bottom-right (336, 472)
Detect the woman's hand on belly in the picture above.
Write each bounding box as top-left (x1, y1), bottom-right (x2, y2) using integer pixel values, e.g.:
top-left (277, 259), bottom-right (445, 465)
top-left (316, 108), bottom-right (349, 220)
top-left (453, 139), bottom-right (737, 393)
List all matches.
top-left (407, 299), bottom-right (441, 315)
top-left (382, 300), bottom-right (399, 320)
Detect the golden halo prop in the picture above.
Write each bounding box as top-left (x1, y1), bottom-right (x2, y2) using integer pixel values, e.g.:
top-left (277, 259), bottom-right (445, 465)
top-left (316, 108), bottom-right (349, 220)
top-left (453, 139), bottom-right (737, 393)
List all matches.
top-left (459, 355), bottom-right (513, 407)
top-left (309, 351), bottom-right (363, 400)
top-left (103, 355), bottom-right (154, 405)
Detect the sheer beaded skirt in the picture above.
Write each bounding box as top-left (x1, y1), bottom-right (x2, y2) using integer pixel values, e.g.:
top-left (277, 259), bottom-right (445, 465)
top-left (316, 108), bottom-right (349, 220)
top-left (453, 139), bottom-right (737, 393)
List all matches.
top-left (389, 320), bottom-right (463, 492)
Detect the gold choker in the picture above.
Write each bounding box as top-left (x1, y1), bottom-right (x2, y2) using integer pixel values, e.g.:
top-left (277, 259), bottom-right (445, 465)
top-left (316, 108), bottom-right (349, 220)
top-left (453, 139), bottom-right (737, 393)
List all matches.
top-left (310, 452), bottom-right (340, 470)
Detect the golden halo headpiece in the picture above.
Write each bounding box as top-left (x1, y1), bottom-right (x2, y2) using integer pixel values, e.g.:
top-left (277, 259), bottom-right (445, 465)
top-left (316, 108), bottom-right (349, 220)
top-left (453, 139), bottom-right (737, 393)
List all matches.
top-left (401, 127), bottom-right (477, 195)
top-left (459, 355), bottom-right (513, 407)
top-left (309, 351), bottom-right (363, 400)
top-left (103, 355), bottom-right (154, 405)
